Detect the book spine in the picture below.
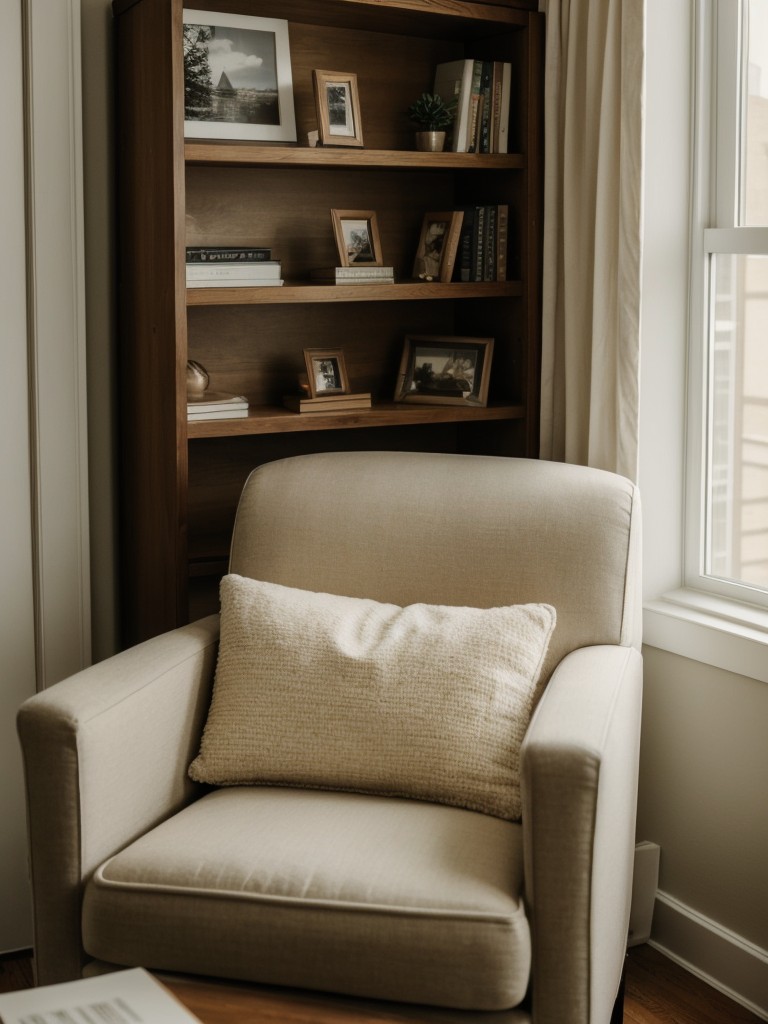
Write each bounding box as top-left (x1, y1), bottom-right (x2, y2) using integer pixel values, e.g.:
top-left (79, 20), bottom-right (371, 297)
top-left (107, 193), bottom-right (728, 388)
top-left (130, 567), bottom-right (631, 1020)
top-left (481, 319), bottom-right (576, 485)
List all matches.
top-left (186, 279), bottom-right (284, 288)
top-left (496, 204), bottom-right (509, 281)
top-left (467, 60), bottom-right (484, 153)
top-left (491, 62), bottom-right (503, 154)
top-left (456, 207), bottom-right (474, 282)
top-left (497, 63), bottom-right (512, 154)
top-left (485, 206), bottom-right (497, 282)
top-left (186, 263), bottom-right (281, 279)
top-left (472, 206), bottom-right (486, 282)
top-left (185, 247), bottom-right (272, 262)
top-left (479, 61), bottom-right (493, 154)
top-left (328, 266), bottom-right (394, 278)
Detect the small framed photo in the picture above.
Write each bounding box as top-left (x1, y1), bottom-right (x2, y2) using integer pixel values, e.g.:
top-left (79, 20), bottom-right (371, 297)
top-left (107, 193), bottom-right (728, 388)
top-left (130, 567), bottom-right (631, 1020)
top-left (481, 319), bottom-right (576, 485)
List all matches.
top-left (395, 335), bottom-right (494, 407)
top-left (182, 10), bottom-right (297, 142)
top-left (313, 70), bottom-right (364, 148)
top-left (412, 211), bottom-right (464, 283)
top-left (331, 210), bottom-right (384, 267)
top-left (304, 349), bottom-right (350, 398)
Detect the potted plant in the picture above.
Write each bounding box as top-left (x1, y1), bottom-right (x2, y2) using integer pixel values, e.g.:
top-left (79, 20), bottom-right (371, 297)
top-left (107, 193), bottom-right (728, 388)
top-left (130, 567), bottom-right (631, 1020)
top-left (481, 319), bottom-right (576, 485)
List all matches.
top-left (407, 92), bottom-right (455, 152)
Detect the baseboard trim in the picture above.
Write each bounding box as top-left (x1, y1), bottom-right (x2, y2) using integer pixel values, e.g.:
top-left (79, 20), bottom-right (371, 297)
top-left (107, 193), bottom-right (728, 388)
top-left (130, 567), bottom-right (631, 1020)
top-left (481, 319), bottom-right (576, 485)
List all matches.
top-left (650, 890), bottom-right (768, 1021)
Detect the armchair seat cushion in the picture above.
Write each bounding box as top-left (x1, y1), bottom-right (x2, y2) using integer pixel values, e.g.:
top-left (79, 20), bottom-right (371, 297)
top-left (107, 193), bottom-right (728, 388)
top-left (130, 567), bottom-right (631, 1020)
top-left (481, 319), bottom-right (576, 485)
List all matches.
top-left (82, 786), bottom-right (531, 1010)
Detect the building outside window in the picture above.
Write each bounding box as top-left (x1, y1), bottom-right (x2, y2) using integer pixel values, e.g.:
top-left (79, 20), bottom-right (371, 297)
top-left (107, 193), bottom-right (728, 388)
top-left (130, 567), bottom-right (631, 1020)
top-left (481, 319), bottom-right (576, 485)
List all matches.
top-left (692, 0), bottom-right (768, 603)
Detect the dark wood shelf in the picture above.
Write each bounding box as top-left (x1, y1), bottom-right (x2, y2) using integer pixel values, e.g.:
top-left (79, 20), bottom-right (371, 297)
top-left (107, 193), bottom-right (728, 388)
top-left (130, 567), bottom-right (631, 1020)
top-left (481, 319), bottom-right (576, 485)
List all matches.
top-left (184, 143), bottom-right (525, 170)
top-left (187, 401), bottom-right (526, 439)
top-left (186, 280), bottom-right (523, 306)
top-left (115, 0), bottom-right (543, 644)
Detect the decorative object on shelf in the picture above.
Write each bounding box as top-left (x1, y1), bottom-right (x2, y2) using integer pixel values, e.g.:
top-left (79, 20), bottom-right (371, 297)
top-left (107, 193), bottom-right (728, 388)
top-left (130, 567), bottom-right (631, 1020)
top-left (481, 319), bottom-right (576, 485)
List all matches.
top-left (312, 70), bottom-right (364, 148)
top-left (303, 348), bottom-right (350, 398)
top-left (330, 209), bottom-right (384, 267)
top-left (182, 10), bottom-right (296, 142)
top-left (310, 266), bottom-right (395, 285)
top-left (395, 335), bottom-right (494, 407)
top-left (186, 359), bottom-right (210, 398)
top-left (412, 211), bottom-right (464, 283)
top-left (407, 91), bottom-right (455, 152)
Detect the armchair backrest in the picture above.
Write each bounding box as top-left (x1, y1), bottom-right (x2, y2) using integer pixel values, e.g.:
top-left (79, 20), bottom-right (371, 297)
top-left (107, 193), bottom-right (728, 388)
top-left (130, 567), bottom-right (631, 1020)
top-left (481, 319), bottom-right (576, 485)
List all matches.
top-left (229, 452), bottom-right (641, 686)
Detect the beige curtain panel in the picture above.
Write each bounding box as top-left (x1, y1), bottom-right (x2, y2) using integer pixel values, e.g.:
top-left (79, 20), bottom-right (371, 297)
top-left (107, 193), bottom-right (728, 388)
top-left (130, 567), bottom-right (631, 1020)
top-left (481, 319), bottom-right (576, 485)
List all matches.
top-left (539, 0), bottom-right (645, 483)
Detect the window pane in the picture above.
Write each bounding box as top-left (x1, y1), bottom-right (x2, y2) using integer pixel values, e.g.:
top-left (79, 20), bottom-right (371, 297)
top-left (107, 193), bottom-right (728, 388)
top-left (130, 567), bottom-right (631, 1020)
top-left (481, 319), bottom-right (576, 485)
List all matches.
top-left (744, 0), bottom-right (768, 225)
top-left (706, 254), bottom-right (768, 587)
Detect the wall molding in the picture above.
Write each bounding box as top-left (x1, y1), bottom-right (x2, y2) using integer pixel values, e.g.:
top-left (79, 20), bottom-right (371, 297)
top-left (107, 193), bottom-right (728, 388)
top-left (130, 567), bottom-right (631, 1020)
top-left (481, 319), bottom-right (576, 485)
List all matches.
top-left (650, 890), bottom-right (768, 1021)
top-left (23, 0), bottom-right (91, 686)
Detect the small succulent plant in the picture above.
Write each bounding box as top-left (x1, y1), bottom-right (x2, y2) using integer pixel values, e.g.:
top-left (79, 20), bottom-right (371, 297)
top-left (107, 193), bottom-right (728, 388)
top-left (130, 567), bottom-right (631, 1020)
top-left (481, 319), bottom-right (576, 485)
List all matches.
top-left (407, 92), bottom-right (455, 131)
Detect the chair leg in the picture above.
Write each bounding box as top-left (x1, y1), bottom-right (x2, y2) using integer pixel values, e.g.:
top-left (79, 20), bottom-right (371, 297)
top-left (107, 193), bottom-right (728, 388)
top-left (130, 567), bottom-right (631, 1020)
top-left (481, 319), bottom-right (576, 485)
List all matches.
top-left (610, 958), bottom-right (627, 1024)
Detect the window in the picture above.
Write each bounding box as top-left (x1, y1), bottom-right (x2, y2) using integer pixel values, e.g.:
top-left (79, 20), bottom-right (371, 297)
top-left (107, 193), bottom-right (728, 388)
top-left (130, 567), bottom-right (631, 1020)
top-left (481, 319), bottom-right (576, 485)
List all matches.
top-left (689, 0), bottom-right (768, 605)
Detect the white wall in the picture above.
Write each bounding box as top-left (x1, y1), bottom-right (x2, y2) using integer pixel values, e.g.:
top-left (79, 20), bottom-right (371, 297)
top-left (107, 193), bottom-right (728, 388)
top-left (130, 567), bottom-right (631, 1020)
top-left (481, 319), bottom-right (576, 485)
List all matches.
top-left (1, 0), bottom-right (91, 953)
top-left (639, 0), bottom-right (768, 1015)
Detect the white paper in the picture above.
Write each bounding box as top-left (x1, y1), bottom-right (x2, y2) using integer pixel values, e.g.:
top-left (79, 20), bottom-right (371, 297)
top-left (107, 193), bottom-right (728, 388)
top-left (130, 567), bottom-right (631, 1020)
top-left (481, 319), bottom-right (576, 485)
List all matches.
top-left (0, 968), bottom-right (202, 1024)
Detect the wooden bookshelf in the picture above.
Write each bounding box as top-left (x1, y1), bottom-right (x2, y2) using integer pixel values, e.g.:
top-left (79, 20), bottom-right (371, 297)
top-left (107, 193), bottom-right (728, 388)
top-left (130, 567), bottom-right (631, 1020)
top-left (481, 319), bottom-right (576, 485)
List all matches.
top-left (113, 0), bottom-right (543, 645)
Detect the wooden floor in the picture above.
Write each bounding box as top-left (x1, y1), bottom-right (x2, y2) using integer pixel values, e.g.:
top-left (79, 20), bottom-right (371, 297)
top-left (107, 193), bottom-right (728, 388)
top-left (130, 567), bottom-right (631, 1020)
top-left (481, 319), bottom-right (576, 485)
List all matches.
top-left (0, 944), bottom-right (762, 1022)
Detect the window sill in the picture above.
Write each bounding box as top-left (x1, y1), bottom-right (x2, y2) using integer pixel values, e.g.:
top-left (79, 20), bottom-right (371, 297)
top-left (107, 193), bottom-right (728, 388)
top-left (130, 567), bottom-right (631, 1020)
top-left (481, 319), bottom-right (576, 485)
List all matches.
top-left (643, 589), bottom-right (768, 684)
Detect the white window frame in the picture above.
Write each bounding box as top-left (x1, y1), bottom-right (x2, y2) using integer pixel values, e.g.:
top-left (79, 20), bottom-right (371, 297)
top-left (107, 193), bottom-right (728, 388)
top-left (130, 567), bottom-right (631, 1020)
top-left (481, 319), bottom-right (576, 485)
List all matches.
top-left (642, 0), bottom-right (768, 684)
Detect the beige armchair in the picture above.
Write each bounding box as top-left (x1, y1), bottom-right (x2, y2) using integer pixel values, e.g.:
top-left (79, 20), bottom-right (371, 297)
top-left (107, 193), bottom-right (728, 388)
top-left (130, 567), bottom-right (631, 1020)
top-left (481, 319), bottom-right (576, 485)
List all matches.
top-left (18, 452), bottom-right (642, 1023)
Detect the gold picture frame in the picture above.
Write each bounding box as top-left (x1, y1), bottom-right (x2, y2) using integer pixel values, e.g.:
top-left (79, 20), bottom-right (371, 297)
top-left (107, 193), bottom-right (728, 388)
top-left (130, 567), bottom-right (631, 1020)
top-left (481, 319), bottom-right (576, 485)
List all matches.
top-left (394, 335), bottom-right (494, 407)
top-left (313, 70), bottom-right (364, 148)
top-left (303, 348), bottom-right (350, 398)
top-left (412, 211), bottom-right (464, 283)
top-left (330, 210), bottom-right (384, 267)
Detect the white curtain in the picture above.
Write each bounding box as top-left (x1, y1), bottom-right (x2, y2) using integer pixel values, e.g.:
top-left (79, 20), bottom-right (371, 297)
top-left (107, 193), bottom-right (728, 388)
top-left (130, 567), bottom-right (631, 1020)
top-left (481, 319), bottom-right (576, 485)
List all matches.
top-left (539, 0), bottom-right (645, 482)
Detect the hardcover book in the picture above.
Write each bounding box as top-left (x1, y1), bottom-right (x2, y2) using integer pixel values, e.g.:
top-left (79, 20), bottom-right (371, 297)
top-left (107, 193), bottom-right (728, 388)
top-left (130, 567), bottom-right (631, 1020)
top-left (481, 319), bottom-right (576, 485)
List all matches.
top-left (283, 392), bottom-right (372, 413)
top-left (186, 246), bottom-right (272, 262)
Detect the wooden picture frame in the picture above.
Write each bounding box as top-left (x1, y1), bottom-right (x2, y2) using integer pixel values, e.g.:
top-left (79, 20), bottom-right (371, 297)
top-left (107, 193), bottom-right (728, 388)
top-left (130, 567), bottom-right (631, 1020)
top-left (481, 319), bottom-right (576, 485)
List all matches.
top-left (412, 211), bottom-right (464, 283)
top-left (304, 348), bottom-right (350, 398)
top-left (313, 70), bottom-right (364, 148)
top-left (394, 335), bottom-right (494, 407)
top-left (330, 210), bottom-right (384, 267)
top-left (182, 10), bottom-right (297, 142)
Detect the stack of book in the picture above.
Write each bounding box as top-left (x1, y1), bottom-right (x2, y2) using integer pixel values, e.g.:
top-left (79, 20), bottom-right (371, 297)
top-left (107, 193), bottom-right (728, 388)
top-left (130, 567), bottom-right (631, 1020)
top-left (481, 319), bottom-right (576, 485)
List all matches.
top-left (185, 246), bottom-right (283, 288)
top-left (310, 266), bottom-right (395, 285)
top-left (283, 392), bottom-right (372, 413)
top-left (433, 59), bottom-right (512, 154)
top-left (454, 204), bottom-right (509, 282)
top-left (187, 392), bottom-right (249, 421)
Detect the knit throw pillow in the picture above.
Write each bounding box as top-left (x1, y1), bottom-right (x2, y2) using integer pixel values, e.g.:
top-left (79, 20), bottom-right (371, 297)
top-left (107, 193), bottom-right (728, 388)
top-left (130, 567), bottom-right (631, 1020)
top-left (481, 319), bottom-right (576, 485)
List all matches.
top-left (189, 574), bottom-right (556, 821)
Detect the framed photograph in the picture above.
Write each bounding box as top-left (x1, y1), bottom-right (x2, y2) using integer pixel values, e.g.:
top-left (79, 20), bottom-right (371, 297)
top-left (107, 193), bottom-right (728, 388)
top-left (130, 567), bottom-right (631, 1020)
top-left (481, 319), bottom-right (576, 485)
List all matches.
top-left (412, 211), bottom-right (464, 283)
top-left (331, 210), bottom-right (384, 267)
top-left (182, 10), bottom-right (297, 142)
top-left (313, 70), bottom-right (364, 148)
top-left (304, 349), bottom-right (350, 398)
top-left (394, 335), bottom-right (494, 407)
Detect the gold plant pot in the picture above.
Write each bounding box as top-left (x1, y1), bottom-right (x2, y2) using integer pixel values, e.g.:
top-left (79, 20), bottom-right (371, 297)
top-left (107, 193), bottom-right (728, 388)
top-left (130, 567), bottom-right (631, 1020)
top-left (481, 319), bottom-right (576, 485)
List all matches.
top-left (415, 130), bottom-right (446, 152)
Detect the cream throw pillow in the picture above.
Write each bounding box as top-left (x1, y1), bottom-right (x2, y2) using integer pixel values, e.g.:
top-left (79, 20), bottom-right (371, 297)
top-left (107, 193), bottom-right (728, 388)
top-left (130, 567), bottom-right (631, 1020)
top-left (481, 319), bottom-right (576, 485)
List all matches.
top-left (189, 574), bottom-right (556, 821)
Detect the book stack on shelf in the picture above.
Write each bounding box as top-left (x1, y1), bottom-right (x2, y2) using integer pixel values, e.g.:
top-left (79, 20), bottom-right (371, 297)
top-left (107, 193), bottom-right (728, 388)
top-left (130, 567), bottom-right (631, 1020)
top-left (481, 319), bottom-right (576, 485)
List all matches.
top-left (188, 392), bottom-right (249, 421)
top-left (310, 266), bottom-right (395, 286)
top-left (283, 392), bottom-right (372, 413)
top-left (433, 59), bottom-right (512, 154)
top-left (185, 247), bottom-right (283, 288)
top-left (455, 204), bottom-right (509, 282)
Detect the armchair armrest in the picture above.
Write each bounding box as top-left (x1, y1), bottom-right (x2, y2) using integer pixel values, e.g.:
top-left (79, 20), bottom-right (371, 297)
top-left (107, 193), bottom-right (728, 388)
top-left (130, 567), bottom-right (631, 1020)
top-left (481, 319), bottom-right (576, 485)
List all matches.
top-left (521, 644), bottom-right (642, 1024)
top-left (16, 615), bottom-right (220, 985)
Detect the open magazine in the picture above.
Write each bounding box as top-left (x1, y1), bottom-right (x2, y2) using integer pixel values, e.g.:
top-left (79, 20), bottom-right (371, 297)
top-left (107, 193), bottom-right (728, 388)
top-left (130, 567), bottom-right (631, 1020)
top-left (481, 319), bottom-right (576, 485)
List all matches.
top-left (0, 968), bottom-right (202, 1024)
